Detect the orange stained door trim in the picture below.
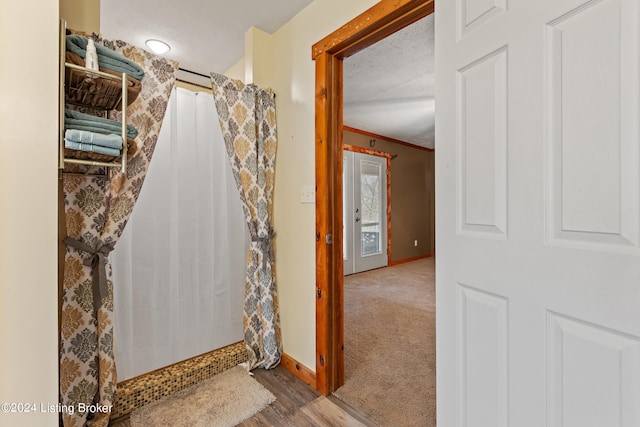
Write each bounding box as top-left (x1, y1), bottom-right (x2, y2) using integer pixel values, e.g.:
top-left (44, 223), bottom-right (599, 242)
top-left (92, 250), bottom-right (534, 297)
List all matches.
top-left (313, 0), bottom-right (434, 395)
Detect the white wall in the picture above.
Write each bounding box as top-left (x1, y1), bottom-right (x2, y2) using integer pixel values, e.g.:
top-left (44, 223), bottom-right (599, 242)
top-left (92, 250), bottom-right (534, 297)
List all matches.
top-left (246, 0), bottom-right (378, 371)
top-left (0, 1), bottom-right (59, 426)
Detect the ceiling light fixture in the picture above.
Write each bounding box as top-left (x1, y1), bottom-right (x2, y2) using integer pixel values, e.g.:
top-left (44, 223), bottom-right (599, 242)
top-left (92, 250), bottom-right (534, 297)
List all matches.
top-left (145, 39), bottom-right (171, 55)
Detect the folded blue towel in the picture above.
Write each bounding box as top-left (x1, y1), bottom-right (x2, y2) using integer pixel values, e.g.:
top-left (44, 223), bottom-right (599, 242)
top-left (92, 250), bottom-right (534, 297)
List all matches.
top-left (65, 140), bottom-right (121, 157)
top-left (65, 109), bottom-right (138, 139)
top-left (65, 129), bottom-right (123, 149)
top-left (66, 35), bottom-right (145, 81)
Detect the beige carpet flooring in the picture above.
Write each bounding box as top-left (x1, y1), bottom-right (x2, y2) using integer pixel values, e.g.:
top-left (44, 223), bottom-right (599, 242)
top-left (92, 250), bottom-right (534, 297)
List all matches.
top-left (129, 366), bottom-right (275, 427)
top-left (334, 257), bottom-right (436, 427)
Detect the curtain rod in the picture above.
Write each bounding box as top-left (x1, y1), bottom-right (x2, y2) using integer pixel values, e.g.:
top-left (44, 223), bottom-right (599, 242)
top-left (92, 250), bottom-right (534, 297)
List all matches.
top-left (178, 68), bottom-right (210, 79)
top-left (177, 68), bottom-right (276, 98)
top-left (176, 78), bottom-right (212, 91)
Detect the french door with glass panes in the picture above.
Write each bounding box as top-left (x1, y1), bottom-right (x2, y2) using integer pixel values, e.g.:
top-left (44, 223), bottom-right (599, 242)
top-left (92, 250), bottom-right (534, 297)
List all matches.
top-left (343, 150), bottom-right (388, 275)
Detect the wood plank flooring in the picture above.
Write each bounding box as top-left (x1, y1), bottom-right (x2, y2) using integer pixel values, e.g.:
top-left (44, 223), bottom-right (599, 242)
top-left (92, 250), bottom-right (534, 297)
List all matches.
top-left (109, 365), bottom-right (376, 426)
top-left (239, 366), bottom-right (375, 426)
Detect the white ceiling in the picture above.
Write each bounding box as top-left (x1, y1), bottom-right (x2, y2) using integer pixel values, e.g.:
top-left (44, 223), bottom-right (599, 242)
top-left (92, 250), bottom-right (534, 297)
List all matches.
top-left (100, 0), bottom-right (313, 76)
top-left (344, 15), bottom-right (435, 149)
top-left (100, 1), bottom-right (434, 149)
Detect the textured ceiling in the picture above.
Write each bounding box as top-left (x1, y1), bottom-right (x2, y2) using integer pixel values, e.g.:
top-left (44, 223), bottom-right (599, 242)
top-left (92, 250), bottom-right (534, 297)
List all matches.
top-left (344, 15), bottom-right (434, 149)
top-left (100, 0), bottom-right (313, 77)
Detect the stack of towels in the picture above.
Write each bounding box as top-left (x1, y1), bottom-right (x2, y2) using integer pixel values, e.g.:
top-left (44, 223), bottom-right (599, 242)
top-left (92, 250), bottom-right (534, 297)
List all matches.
top-left (65, 35), bottom-right (145, 109)
top-left (65, 109), bottom-right (138, 157)
top-left (66, 34), bottom-right (145, 80)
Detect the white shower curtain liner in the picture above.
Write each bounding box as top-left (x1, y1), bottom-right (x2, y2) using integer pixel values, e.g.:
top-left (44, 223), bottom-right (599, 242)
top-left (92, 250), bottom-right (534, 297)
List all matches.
top-left (112, 86), bottom-right (248, 380)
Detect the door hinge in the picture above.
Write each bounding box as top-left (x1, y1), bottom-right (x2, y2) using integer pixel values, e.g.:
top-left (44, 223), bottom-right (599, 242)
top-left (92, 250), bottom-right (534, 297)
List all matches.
top-left (326, 234), bottom-right (332, 244)
top-left (317, 287), bottom-right (322, 299)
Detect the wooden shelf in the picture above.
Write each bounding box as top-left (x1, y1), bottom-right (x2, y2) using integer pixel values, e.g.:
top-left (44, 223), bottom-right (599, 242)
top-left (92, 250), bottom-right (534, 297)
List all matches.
top-left (59, 19), bottom-right (128, 175)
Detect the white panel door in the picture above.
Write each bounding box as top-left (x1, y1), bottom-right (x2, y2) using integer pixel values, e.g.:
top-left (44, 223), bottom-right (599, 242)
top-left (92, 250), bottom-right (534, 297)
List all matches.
top-left (344, 150), bottom-right (388, 274)
top-left (436, 0), bottom-right (640, 426)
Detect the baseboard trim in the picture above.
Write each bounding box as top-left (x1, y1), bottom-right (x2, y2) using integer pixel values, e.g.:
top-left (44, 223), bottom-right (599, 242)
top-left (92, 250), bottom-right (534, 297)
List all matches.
top-left (389, 253), bottom-right (435, 266)
top-left (280, 353), bottom-right (316, 389)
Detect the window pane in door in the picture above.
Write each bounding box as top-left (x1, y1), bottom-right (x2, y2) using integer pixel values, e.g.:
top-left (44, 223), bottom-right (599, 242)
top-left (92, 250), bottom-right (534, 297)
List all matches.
top-left (360, 160), bottom-right (382, 256)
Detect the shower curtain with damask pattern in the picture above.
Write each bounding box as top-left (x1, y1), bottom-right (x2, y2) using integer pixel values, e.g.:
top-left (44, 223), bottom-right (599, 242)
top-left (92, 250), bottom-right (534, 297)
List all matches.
top-left (210, 73), bottom-right (282, 370)
top-left (60, 34), bottom-right (177, 427)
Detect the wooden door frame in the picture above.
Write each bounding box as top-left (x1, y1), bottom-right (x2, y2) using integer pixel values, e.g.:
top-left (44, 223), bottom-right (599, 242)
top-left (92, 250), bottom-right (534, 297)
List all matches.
top-left (312, 0), bottom-right (435, 395)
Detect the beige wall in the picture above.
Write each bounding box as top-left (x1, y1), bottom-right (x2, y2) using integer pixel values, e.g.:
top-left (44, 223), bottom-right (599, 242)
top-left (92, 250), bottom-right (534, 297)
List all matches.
top-left (224, 58), bottom-right (245, 83)
top-left (245, 27), bottom-right (273, 86)
top-left (344, 130), bottom-right (435, 261)
top-left (0, 1), bottom-right (59, 426)
top-left (60, 0), bottom-right (100, 33)
top-left (244, 0), bottom-right (378, 371)
top-left (0, 5), bottom-right (382, 422)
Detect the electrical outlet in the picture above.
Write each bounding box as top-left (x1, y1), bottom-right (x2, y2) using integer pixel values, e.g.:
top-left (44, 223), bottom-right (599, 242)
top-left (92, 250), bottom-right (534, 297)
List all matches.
top-left (300, 185), bottom-right (315, 204)
top-left (414, 239), bottom-right (418, 247)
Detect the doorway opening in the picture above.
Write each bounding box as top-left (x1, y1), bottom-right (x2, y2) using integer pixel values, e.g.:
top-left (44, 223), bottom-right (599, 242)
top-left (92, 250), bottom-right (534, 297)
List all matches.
top-left (312, 0), bottom-right (435, 395)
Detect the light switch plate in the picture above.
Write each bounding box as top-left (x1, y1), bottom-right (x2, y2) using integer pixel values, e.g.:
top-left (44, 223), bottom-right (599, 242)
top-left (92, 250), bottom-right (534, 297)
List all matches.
top-left (300, 185), bottom-right (315, 204)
